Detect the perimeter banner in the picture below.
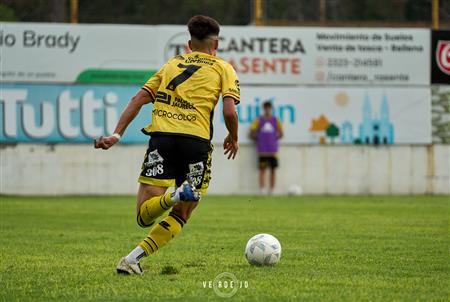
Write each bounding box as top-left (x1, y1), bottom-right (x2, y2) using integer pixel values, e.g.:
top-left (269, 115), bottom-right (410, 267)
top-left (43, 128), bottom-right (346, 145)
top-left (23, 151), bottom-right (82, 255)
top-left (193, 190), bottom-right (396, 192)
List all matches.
top-left (0, 84), bottom-right (150, 143)
top-left (1, 23), bottom-right (430, 85)
top-left (0, 84), bottom-right (431, 144)
top-left (159, 26), bottom-right (430, 85)
top-left (0, 23), bottom-right (159, 84)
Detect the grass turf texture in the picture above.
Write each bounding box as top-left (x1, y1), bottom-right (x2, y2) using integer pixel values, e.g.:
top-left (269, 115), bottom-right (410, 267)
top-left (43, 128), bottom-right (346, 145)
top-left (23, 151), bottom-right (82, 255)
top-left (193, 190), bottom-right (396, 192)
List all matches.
top-left (0, 195), bottom-right (448, 301)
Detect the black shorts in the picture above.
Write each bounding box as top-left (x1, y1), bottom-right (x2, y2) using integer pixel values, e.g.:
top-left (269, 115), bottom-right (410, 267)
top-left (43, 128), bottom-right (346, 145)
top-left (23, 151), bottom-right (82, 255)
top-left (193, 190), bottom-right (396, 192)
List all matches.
top-left (138, 135), bottom-right (213, 193)
top-left (259, 155), bottom-right (278, 169)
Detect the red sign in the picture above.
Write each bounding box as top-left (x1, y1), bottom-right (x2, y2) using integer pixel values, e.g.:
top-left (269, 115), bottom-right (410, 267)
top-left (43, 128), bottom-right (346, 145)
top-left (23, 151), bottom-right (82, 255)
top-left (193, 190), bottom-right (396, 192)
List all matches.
top-left (436, 40), bottom-right (450, 76)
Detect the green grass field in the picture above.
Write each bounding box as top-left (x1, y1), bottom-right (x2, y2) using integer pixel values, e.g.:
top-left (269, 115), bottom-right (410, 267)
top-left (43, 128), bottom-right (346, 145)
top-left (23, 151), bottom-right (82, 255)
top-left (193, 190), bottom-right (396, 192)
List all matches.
top-left (1, 195), bottom-right (448, 301)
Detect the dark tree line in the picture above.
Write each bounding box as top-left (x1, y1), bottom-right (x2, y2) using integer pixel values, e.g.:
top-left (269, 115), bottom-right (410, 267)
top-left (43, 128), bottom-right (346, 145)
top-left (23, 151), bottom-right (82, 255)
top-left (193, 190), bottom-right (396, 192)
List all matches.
top-left (0, 0), bottom-right (448, 27)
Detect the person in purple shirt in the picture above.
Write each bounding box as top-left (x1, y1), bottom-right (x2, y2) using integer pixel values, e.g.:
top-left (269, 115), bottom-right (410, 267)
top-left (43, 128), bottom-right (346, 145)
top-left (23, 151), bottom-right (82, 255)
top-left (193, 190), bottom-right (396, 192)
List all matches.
top-left (250, 101), bottom-right (283, 195)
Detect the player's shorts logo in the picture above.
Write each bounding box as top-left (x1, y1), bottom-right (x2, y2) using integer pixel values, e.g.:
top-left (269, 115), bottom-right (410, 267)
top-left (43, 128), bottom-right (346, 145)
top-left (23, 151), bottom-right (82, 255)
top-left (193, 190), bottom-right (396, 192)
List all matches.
top-left (143, 150), bottom-right (165, 177)
top-left (436, 40), bottom-right (450, 75)
top-left (145, 164), bottom-right (164, 177)
top-left (187, 161), bottom-right (204, 188)
top-left (144, 150), bottom-right (164, 167)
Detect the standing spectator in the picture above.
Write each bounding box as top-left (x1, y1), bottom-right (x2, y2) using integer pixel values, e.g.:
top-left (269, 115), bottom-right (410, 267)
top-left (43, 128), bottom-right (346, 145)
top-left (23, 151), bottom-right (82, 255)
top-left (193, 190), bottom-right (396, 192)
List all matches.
top-left (250, 101), bottom-right (283, 195)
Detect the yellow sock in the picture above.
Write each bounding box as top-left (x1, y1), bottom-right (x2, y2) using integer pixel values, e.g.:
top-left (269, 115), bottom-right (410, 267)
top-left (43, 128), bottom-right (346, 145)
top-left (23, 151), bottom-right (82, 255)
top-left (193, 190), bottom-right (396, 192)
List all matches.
top-left (137, 193), bottom-right (174, 227)
top-left (139, 213), bottom-right (185, 255)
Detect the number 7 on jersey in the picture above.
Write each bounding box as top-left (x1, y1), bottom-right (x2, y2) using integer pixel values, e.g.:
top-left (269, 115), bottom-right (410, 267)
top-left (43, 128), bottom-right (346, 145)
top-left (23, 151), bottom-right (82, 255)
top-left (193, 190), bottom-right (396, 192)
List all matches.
top-left (166, 64), bottom-right (202, 91)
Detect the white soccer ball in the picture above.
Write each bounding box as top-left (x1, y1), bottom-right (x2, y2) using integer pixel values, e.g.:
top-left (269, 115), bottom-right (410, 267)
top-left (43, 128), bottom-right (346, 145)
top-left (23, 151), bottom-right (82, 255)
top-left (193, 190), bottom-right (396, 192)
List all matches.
top-left (245, 233), bottom-right (281, 266)
top-left (287, 184), bottom-right (303, 196)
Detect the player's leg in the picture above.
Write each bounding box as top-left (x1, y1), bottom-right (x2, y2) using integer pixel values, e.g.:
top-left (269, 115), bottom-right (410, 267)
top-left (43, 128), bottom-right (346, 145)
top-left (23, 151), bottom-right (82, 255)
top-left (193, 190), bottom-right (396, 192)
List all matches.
top-left (268, 156), bottom-right (279, 195)
top-left (137, 180), bottom-right (199, 257)
top-left (259, 167), bottom-right (266, 194)
top-left (135, 183), bottom-right (168, 227)
top-left (159, 137), bottom-right (213, 226)
top-left (135, 136), bottom-right (177, 228)
top-left (138, 137), bottom-right (212, 259)
top-left (259, 156), bottom-right (268, 194)
top-left (136, 183), bottom-right (166, 212)
top-left (138, 195), bottom-right (199, 261)
top-left (118, 183), bottom-right (168, 275)
top-left (117, 136), bottom-right (178, 275)
top-left (117, 136), bottom-right (206, 275)
top-left (269, 168), bottom-right (276, 195)
top-left (118, 181), bottom-right (199, 275)
top-left (171, 200), bottom-right (198, 221)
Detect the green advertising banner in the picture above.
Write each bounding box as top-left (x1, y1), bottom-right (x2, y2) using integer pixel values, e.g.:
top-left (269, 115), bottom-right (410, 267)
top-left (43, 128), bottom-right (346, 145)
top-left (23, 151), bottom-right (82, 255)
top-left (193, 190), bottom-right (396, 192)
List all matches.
top-left (76, 69), bottom-right (156, 84)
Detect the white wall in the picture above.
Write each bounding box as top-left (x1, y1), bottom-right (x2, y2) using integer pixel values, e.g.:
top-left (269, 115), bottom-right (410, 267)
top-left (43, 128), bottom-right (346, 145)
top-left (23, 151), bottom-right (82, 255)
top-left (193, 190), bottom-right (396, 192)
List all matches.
top-left (1, 144), bottom-right (449, 195)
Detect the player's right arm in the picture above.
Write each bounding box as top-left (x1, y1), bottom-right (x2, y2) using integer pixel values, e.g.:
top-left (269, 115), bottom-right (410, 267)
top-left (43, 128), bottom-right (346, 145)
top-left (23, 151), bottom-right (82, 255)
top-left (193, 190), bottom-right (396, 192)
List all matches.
top-left (249, 119), bottom-right (259, 140)
top-left (112, 89), bottom-right (153, 136)
top-left (94, 89), bottom-right (153, 150)
top-left (94, 64), bottom-right (165, 150)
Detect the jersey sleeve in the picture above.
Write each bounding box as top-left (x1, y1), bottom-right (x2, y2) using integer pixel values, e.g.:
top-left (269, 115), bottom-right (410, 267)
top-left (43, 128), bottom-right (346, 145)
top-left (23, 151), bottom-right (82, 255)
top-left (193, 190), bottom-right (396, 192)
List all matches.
top-left (250, 118), bottom-right (260, 132)
top-left (276, 118), bottom-right (284, 133)
top-left (221, 63), bottom-right (240, 104)
top-left (142, 64), bottom-right (166, 100)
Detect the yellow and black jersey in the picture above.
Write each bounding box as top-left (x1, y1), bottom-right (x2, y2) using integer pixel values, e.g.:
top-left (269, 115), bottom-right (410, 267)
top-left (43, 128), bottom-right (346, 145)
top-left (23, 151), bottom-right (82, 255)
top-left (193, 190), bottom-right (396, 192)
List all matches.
top-left (142, 51), bottom-right (240, 141)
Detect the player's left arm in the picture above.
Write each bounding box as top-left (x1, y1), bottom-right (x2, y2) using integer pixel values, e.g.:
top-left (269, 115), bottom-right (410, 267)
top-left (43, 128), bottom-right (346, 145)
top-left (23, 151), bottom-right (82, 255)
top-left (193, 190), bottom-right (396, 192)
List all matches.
top-left (277, 118), bottom-right (284, 139)
top-left (94, 89), bottom-right (153, 150)
top-left (221, 63), bottom-right (241, 159)
top-left (223, 97), bottom-right (239, 159)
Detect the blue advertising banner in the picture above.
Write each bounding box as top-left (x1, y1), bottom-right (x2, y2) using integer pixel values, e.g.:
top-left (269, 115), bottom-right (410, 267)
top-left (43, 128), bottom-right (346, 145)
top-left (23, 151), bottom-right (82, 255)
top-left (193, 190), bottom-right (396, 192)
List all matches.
top-left (1, 84), bottom-right (431, 145)
top-left (0, 84), bottom-right (152, 143)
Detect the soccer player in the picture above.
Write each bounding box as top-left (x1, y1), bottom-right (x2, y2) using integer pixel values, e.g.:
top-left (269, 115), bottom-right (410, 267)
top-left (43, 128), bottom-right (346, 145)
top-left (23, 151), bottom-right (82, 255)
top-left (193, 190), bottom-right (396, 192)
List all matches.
top-left (94, 15), bottom-right (240, 275)
top-left (250, 101), bottom-right (283, 195)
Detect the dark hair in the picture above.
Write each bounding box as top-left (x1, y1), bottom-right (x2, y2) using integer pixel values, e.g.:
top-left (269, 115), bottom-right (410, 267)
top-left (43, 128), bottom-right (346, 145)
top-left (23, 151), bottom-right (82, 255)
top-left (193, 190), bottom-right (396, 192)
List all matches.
top-left (263, 101), bottom-right (273, 108)
top-left (188, 15), bottom-right (220, 40)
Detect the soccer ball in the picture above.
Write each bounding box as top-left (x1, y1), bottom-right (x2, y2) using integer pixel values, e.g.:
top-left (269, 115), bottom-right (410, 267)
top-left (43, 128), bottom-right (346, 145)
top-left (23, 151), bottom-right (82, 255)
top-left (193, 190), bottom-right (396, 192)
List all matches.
top-left (287, 184), bottom-right (303, 196)
top-left (245, 233), bottom-right (281, 266)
